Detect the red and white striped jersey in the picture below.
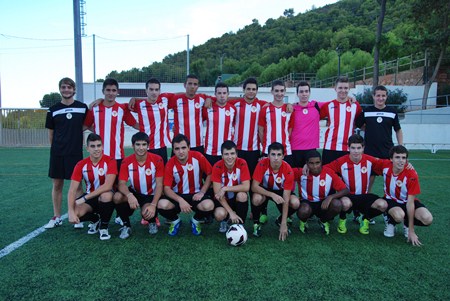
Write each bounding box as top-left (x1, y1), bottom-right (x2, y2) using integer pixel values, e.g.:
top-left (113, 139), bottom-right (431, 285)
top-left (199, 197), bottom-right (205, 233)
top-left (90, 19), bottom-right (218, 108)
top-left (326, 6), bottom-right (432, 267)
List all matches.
top-left (252, 157), bottom-right (294, 191)
top-left (374, 160), bottom-right (421, 204)
top-left (229, 98), bottom-right (267, 151)
top-left (71, 155), bottom-right (117, 193)
top-left (203, 103), bottom-right (236, 156)
top-left (133, 93), bottom-right (172, 149)
top-left (294, 167), bottom-right (347, 202)
top-left (84, 102), bottom-right (137, 159)
top-left (164, 151), bottom-right (212, 194)
top-left (326, 154), bottom-right (382, 195)
top-left (169, 94), bottom-right (208, 148)
top-left (119, 153), bottom-right (164, 196)
top-left (258, 103), bottom-right (293, 155)
top-left (320, 99), bottom-right (362, 151)
top-left (212, 158), bottom-right (250, 199)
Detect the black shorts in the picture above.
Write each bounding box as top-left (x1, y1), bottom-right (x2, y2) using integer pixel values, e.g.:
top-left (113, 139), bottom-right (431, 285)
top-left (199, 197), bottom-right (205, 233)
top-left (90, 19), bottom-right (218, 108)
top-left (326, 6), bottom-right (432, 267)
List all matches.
top-left (300, 199), bottom-right (327, 220)
top-left (167, 193), bottom-right (212, 213)
top-left (78, 194), bottom-right (100, 212)
top-left (321, 149), bottom-right (349, 165)
top-left (347, 193), bottom-right (380, 213)
top-left (48, 154), bottom-right (82, 180)
top-left (258, 189), bottom-right (288, 214)
top-left (148, 147), bottom-right (168, 165)
top-left (128, 188), bottom-right (155, 207)
top-left (214, 195), bottom-right (238, 210)
top-left (237, 150), bottom-right (261, 174)
top-left (385, 198), bottom-right (425, 212)
top-left (292, 149), bottom-right (316, 168)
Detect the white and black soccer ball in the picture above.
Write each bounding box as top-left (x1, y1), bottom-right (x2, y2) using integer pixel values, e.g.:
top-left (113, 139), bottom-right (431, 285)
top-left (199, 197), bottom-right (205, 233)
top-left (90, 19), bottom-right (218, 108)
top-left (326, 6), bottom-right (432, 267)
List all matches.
top-left (226, 224), bottom-right (248, 246)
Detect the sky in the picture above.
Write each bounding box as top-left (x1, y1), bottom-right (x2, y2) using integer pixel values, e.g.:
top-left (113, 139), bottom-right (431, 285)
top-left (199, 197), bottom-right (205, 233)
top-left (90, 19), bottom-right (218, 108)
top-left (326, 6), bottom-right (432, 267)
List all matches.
top-left (0, 0), bottom-right (338, 108)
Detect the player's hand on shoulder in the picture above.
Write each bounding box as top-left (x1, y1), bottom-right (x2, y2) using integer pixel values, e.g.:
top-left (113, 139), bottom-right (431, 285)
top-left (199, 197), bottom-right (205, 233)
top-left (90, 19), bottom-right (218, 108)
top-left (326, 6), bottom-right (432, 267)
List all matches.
top-left (89, 98), bottom-right (103, 109)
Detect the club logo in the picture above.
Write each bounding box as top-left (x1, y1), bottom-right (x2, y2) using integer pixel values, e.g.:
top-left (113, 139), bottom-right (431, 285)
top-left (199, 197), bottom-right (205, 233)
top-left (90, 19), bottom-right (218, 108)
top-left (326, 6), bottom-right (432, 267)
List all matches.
top-left (194, 103), bottom-right (201, 109)
top-left (303, 108), bottom-right (308, 115)
top-left (396, 180), bottom-right (403, 187)
top-left (159, 103), bottom-right (164, 109)
top-left (112, 111), bottom-right (118, 117)
top-left (225, 110), bottom-right (231, 116)
top-left (187, 164), bottom-right (194, 171)
top-left (361, 167), bottom-right (367, 174)
top-left (319, 179), bottom-right (326, 186)
top-left (145, 168), bottom-right (152, 176)
top-left (251, 106), bottom-right (258, 113)
top-left (346, 106), bottom-right (352, 112)
top-left (66, 113), bottom-right (72, 119)
top-left (98, 168), bottom-right (105, 176)
top-left (275, 177), bottom-right (282, 184)
top-left (281, 112), bottom-right (287, 117)
top-left (377, 117), bottom-right (383, 123)
top-left (232, 174), bottom-right (238, 181)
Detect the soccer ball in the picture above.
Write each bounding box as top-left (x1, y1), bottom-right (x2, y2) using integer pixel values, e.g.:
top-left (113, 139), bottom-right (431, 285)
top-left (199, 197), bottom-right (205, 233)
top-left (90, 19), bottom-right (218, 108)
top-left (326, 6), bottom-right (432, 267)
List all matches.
top-left (226, 224), bottom-right (248, 246)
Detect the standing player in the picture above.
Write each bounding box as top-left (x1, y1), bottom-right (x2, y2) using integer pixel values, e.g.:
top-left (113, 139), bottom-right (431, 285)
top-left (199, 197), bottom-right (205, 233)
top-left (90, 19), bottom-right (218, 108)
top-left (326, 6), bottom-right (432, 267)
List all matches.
top-left (258, 80), bottom-right (294, 166)
top-left (114, 132), bottom-right (172, 238)
top-left (163, 134), bottom-right (214, 236)
top-left (326, 134), bottom-right (388, 235)
top-left (290, 81), bottom-right (324, 168)
top-left (67, 133), bottom-right (117, 240)
top-left (45, 77), bottom-right (88, 229)
top-left (251, 142), bottom-right (299, 241)
top-left (375, 145), bottom-right (433, 246)
top-left (131, 78), bottom-right (172, 164)
top-left (321, 76), bottom-right (362, 165)
top-left (295, 150), bottom-right (347, 235)
top-left (212, 140), bottom-right (250, 232)
top-left (203, 82), bottom-right (236, 166)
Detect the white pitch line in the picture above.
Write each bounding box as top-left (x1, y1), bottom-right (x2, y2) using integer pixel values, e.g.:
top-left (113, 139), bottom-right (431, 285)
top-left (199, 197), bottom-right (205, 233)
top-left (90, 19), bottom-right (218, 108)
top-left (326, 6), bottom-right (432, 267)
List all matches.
top-left (0, 213), bottom-right (68, 259)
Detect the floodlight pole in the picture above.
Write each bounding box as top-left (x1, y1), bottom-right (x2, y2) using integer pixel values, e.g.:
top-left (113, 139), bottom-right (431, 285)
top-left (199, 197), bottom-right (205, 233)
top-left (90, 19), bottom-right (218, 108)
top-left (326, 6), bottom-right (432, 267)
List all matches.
top-left (73, 0), bottom-right (84, 102)
top-left (93, 34), bottom-right (96, 101)
top-left (186, 34), bottom-right (190, 75)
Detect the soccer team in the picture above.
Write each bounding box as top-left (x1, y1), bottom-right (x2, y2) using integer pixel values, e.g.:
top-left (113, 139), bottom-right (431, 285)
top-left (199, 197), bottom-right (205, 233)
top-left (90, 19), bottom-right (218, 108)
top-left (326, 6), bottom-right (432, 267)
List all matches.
top-left (44, 75), bottom-right (433, 246)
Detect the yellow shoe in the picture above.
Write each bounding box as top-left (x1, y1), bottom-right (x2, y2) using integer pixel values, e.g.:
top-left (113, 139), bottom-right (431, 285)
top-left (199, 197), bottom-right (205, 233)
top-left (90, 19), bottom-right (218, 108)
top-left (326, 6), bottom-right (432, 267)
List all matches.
top-left (337, 218), bottom-right (347, 234)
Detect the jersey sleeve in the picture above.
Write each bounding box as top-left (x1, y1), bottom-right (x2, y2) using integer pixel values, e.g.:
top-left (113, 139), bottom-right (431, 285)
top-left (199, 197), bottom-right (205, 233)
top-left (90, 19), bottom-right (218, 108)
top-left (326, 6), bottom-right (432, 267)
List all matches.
top-left (84, 109), bottom-right (94, 127)
top-left (406, 169), bottom-right (421, 195)
top-left (258, 106), bottom-right (267, 127)
top-left (283, 165), bottom-right (294, 191)
top-left (106, 157), bottom-right (118, 175)
top-left (252, 161), bottom-right (265, 182)
top-left (211, 162), bottom-right (223, 183)
top-left (164, 159), bottom-right (175, 187)
top-left (293, 167), bottom-right (302, 182)
top-left (119, 157), bottom-right (130, 181)
top-left (393, 109), bottom-right (401, 131)
top-left (71, 161), bottom-right (84, 182)
top-left (45, 109), bottom-right (54, 129)
top-left (199, 154), bottom-right (212, 176)
top-left (355, 108), bottom-right (366, 128)
top-left (238, 159), bottom-right (251, 182)
top-left (329, 170), bottom-right (347, 192)
top-left (320, 101), bottom-right (330, 119)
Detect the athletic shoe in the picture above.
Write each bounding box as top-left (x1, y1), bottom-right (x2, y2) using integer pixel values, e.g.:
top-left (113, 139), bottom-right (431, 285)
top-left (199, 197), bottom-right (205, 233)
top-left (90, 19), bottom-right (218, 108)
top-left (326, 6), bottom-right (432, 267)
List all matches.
top-left (99, 228), bottom-right (111, 240)
top-left (383, 213), bottom-right (389, 225)
top-left (318, 220), bottom-right (330, 235)
top-left (168, 219), bottom-right (181, 236)
top-left (155, 217), bottom-right (161, 227)
top-left (119, 226), bottom-right (131, 239)
top-left (148, 223), bottom-right (158, 235)
top-left (114, 216), bottom-right (124, 226)
top-left (73, 222), bottom-right (84, 229)
top-left (200, 214), bottom-right (213, 224)
top-left (359, 217), bottom-right (370, 235)
top-left (369, 218), bottom-right (376, 225)
top-left (253, 223), bottom-right (262, 237)
top-left (140, 218), bottom-right (149, 225)
top-left (299, 221), bottom-right (308, 234)
top-left (87, 220), bottom-right (100, 234)
top-left (44, 216), bottom-right (62, 229)
top-left (191, 219), bottom-right (202, 236)
top-left (403, 224), bottom-right (409, 238)
top-left (337, 218), bottom-right (347, 234)
top-left (259, 214), bottom-right (268, 224)
top-left (219, 220), bottom-right (228, 233)
top-left (384, 223), bottom-right (396, 237)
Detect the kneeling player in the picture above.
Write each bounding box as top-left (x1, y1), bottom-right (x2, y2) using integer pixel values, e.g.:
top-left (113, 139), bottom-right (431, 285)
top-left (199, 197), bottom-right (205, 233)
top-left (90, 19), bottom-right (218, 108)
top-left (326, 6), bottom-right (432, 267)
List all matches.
top-left (114, 132), bottom-right (172, 239)
top-left (326, 134), bottom-right (387, 235)
top-left (163, 134), bottom-right (215, 236)
top-left (375, 145), bottom-right (433, 246)
top-left (68, 133), bottom-right (117, 240)
top-left (212, 140), bottom-right (250, 232)
top-left (295, 150), bottom-right (348, 235)
top-left (251, 142), bottom-right (299, 241)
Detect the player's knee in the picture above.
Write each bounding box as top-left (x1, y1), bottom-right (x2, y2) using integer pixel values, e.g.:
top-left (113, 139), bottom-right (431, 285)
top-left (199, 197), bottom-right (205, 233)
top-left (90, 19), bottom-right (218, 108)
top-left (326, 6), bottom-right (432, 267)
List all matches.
top-left (214, 207), bottom-right (227, 221)
top-left (290, 196), bottom-right (300, 210)
top-left (390, 209), bottom-right (404, 223)
top-left (418, 210), bottom-right (433, 226)
top-left (297, 204), bottom-right (311, 220)
top-left (341, 198), bottom-right (352, 211)
top-left (375, 199), bottom-right (388, 212)
top-left (199, 199), bottom-right (214, 211)
top-left (252, 193), bottom-right (264, 206)
top-left (112, 192), bottom-right (124, 204)
top-left (236, 192), bottom-right (248, 203)
top-left (330, 199), bottom-right (342, 212)
top-left (157, 198), bottom-right (173, 210)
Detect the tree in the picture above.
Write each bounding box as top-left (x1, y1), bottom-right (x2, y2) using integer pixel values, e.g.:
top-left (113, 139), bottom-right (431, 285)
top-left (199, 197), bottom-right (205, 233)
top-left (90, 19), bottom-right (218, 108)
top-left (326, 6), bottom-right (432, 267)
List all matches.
top-left (283, 8), bottom-right (294, 18)
top-left (39, 92), bottom-right (61, 108)
top-left (373, 0), bottom-right (387, 89)
top-left (411, 0), bottom-right (450, 109)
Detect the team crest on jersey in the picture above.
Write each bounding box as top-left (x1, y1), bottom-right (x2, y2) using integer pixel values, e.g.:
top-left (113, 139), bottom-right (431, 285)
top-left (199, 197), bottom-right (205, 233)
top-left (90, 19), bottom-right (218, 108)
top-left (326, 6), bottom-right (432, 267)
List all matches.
top-left (346, 106), bottom-right (352, 112)
top-left (112, 111), bottom-right (118, 117)
top-left (145, 168), bottom-right (152, 176)
top-left (275, 177), bottom-right (282, 184)
top-left (159, 103), bottom-right (164, 109)
top-left (187, 164), bottom-right (194, 171)
top-left (194, 103), bottom-right (201, 109)
top-left (361, 167), bottom-right (367, 174)
top-left (302, 108), bottom-right (308, 115)
top-left (396, 180), bottom-right (403, 187)
top-left (319, 179), bottom-right (326, 187)
top-left (98, 168), bottom-right (105, 176)
top-left (225, 110), bottom-right (231, 116)
top-left (377, 117), bottom-right (383, 123)
top-left (281, 112), bottom-right (287, 117)
top-left (232, 174), bottom-right (238, 181)
top-left (251, 106), bottom-right (258, 113)
top-left (66, 113), bottom-right (72, 119)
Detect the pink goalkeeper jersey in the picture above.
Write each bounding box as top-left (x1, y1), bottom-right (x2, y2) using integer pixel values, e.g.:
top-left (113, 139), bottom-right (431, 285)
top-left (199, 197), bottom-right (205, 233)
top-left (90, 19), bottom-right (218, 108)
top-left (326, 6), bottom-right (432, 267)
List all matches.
top-left (290, 101), bottom-right (323, 150)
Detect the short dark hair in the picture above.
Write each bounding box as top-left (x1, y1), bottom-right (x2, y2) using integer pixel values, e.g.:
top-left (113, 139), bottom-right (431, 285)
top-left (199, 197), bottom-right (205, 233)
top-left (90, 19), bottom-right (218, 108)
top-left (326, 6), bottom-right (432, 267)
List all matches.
top-left (389, 145), bottom-right (409, 159)
top-left (185, 74), bottom-right (199, 83)
top-left (86, 133), bottom-right (102, 145)
top-left (59, 77), bottom-right (76, 89)
top-left (243, 77), bottom-right (258, 90)
top-left (348, 134), bottom-right (364, 147)
top-left (172, 134), bottom-right (190, 148)
top-left (305, 150), bottom-right (321, 162)
top-left (373, 85), bottom-right (388, 96)
top-left (296, 81), bottom-right (310, 94)
top-left (268, 142), bottom-right (284, 155)
top-left (215, 82), bottom-right (229, 93)
top-left (335, 76), bottom-right (349, 85)
top-left (103, 78), bottom-right (119, 90)
top-left (221, 140), bottom-right (237, 154)
top-left (271, 80), bottom-right (285, 91)
top-left (145, 78), bottom-right (161, 89)
top-left (132, 132), bottom-right (150, 145)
